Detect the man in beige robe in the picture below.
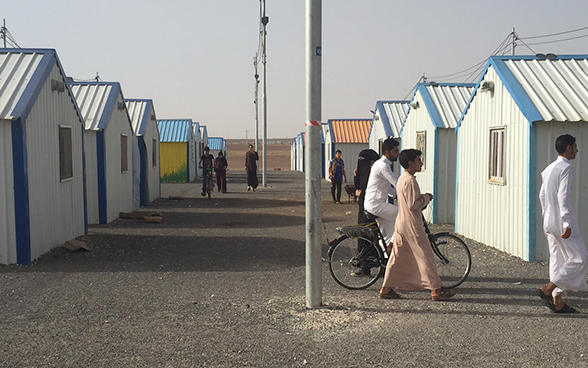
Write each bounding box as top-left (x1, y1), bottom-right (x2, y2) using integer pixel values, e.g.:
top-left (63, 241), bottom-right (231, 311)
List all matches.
top-left (379, 149), bottom-right (455, 301)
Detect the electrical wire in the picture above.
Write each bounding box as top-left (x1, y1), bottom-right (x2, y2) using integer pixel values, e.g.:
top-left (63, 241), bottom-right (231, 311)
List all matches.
top-left (518, 25), bottom-right (588, 40)
top-left (514, 36), bottom-right (537, 54)
top-left (523, 32), bottom-right (588, 46)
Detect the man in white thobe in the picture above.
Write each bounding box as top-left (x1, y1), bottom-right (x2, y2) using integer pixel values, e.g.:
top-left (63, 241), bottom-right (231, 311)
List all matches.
top-left (364, 138), bottom-right (400, 247)
top-left (538, 134), bottom-right (588, 313)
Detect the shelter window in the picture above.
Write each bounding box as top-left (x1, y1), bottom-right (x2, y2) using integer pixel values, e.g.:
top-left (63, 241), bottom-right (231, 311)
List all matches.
top-left (152, 138), bottom-right (157, 167)
top-left (416, 131), bottom-right (426, 171)
top-left (59, 126), bottom-right (73, 181)
top-left (121, 134), bottom-right (128, 173)
top-left (488, 127), bottom-right (506, 185)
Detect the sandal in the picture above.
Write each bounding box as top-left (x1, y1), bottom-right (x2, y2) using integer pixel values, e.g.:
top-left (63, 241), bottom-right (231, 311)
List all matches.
top-left (536, 289), bottom-right (556, 311)
top-left (432, 288), bottom-right (455, 301)
top-left (379, 288), bottom-right (401, 299)
top-left (553, 303), bottom-right (576, 314)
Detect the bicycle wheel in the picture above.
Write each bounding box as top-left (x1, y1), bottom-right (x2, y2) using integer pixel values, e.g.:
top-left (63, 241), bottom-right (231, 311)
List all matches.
top-left (433, 233), bottom-right (471, 288)
top-left (328, 235), bottom-right (384, 290)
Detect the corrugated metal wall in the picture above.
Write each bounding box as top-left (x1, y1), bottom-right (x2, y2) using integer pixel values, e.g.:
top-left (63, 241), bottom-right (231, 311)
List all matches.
top-left (161, 143), bottom-right (188, 182)
top-left (188, 129), bottom-right (196, 182)
top-left (145, 107), bottom-right (160, 202)
top-left (0, 119), bottom-right (16, 264)
top-left (402, 89), bottom-right (437, 222)
top-left (84, 130), bottom-right (99, 224)
top-left (26, 64), bottom-right (85, 260)
top-left (535, 122), bottom-right (588, 260)
top-left (456, 66), bottom-right (529, 259)
top-left (104, 95), bottom-right (134, 223)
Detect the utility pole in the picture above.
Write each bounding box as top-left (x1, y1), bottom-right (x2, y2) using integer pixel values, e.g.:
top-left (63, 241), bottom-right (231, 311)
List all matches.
top-left (254, 54), bottom-right (260, 151)
top-left (261, 0), bottom-right (269, 187)
top-left (512, 27), bottom-right (516, 55)
top-left (2, 19), bottom-right (7, 48)
top-left (305, 0), bottom-right (322, 308)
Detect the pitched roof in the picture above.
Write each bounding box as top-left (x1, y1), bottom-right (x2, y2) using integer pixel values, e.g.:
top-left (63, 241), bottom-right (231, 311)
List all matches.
top-left (157, 119), bottom-right (193, 142)
top-left (207, 137), bottom-right (224, 150)
top-left (125, 99), bottom-right (155, 136)
top-left (0, 48), bottom-right (82, 123)
top-left (328, 119), bottom-right (371, 143)
top-left (373, 100), bottom-right (410, 138)
top-left (69, 82), bottom-right (127, 131)
top-left (409, 83), bottom-right (475, 130)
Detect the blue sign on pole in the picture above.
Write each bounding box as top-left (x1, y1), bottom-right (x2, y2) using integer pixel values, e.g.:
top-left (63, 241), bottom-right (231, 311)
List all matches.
top-left (316, 46), bottom-right (321, 56)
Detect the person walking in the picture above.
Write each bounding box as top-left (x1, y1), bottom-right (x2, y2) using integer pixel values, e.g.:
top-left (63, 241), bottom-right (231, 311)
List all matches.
top-left (198, 146), bottom-right (214, 197)
top-left (378, 149), bottom-right (455, 301)
top-left (214, 151), bottom-right (228, 193)
top-left (537, 134), bottom-right (588, 313)
top-left (329, 150), bottom-right (346, 203)
top-left (354, 149), bottom-right (381, 223)
top-left (364, 138), bottom-right (400, 248)
top-left (245, 144), bottom-right (259, 191)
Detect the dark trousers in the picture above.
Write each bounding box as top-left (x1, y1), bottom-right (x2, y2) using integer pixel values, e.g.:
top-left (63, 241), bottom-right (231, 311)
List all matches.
top-left (357, 191), bottom-right (377, 273)
top-left (331, 179), bottom-right (342, 202)
top-left (202, 168), bottom-right (212, 193)
top-left (216, 169), bottom-right (226, 193)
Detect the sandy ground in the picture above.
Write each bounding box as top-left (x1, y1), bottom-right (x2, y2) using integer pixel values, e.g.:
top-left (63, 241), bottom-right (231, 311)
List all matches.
top-left (226, 140), bottom-right (291, 172)
top-left (1, 170), bottom-right (588, 367)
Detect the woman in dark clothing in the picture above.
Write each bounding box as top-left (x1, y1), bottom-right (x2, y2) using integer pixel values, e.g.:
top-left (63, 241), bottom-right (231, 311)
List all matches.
top-left (245, 144), bottom-right (259, 191)
top-left (354, 149), bottom-right (381, 223)
top-left (214, 151), bottom-right (228, 193)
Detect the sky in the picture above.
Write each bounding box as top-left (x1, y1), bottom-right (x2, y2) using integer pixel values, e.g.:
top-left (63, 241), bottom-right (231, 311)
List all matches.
top-left (2, 1), bottom-right (588, 139)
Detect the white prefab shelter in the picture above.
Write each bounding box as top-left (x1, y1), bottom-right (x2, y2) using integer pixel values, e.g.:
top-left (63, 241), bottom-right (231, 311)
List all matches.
top-left (126, 99), bottom-right (160, 206)
top-left (200, 125), bottom-right (208, 155)
top-left (296, 132), bottom-right (305, 172)
top-left (193, 122), bottom-right (201, 177)
top-left (401, 83), bottom-right (475, 224)
top-left (0, 49), bottom-right (86, 265)
top-left (456, 54), bottom-right (588, 261)
top-left (70, 82), bottom-right (134, 225)
top-left (369, 100), bottom-right (410, 174)
top-left (323, 119), bottom-right (371, 180)
top-left (291, 137), bottom-right (297, 170)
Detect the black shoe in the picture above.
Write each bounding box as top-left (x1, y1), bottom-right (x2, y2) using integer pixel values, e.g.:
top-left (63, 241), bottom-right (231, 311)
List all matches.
top-left (201, 192), bottom-right (205, 197)
top-left (350, 269), bottom-right (371, 277)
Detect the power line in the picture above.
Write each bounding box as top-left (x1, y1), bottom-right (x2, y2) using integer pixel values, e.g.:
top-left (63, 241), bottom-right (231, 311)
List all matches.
top-left (518, 25), bottom-right (588, 40)
top-left (523, 32), bottom-right (588, 46)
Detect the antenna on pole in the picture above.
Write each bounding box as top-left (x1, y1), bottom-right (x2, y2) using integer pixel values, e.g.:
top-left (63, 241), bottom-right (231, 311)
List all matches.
top-left (260, 0), bottom-right (269, 187)
top-left (254, 54), bottom-right (260, 151)
top-left (0, 19), bottom-right (21, 48)
top-left (512, 27), bottom-right (516, 55)
top-left (1, 19), bottom-right (6, 48)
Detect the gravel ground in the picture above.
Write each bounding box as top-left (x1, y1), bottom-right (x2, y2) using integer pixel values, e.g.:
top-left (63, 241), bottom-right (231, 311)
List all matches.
top-left (1, 170), bottom-right (588, 367)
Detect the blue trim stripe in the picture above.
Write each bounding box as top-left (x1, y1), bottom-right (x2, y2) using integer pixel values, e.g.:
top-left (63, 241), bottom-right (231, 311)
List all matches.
top-left (375, 101), bottom-right (393, 138)
top-left (327, 120), bottom-right (335, 143)
top-left (12, 118), bottom-right (31, 265)
top-left (527, 123), bottom-right (537, 261)
top-left (139, 136), bottom-right (148, 206)
top-left (489, 57), bottom-right (543, 124)
top-left (81, 122), bottom-right (88, 235)
top-left (96, 131), bottom-right (108, 225)
top-left (11, 52), bottom-right (55, 121)
top-left (97, 83), bottom-right (121, 130)
top-left (454, 128), bottom-right (460, 232)
top-left (432, 129), bottom-right (440, 223)
top-left (417, 84), bottom-right (445, 129)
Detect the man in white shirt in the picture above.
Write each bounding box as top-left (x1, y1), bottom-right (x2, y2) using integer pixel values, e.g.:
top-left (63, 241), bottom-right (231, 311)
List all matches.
top-left (537, 134), bottom-right (588, 313)
top-left (364, 138), bottom-right (401, 247)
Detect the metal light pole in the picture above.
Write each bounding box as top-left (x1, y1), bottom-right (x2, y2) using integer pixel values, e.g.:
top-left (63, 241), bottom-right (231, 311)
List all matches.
top-left (254, 55), bottom-right (260, 151)
top-left (305, 0), bottom-right (322, 308)
top-left (261, 0), bottom-right (269, 187)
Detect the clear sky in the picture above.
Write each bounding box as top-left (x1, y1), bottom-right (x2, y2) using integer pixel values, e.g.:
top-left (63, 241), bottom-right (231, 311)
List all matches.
top-left (2, 1), bottom-right (588, 139)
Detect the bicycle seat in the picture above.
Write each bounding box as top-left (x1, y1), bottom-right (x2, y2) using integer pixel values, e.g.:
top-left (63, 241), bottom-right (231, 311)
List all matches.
top-left (364, 210), bottom-right (378, 221)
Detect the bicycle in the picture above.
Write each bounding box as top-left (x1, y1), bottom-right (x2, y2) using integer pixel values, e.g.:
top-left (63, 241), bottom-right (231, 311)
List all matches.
top-left (203, 167), bottom-right (214, 200)
top-left (327, 213), bottom-right (471, 290)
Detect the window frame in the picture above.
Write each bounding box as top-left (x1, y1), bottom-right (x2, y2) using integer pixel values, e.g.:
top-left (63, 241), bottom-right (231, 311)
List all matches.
top-left (488, 126), bottom-right (506, 185)
top-left (121, 134), bottom-right (128, 173)
top-left (59, 125), bottom-right (73, 182)
top-left (152, 138), bottom-right (157, 167)
top-left (416, 131), bottom-right (426, 171)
